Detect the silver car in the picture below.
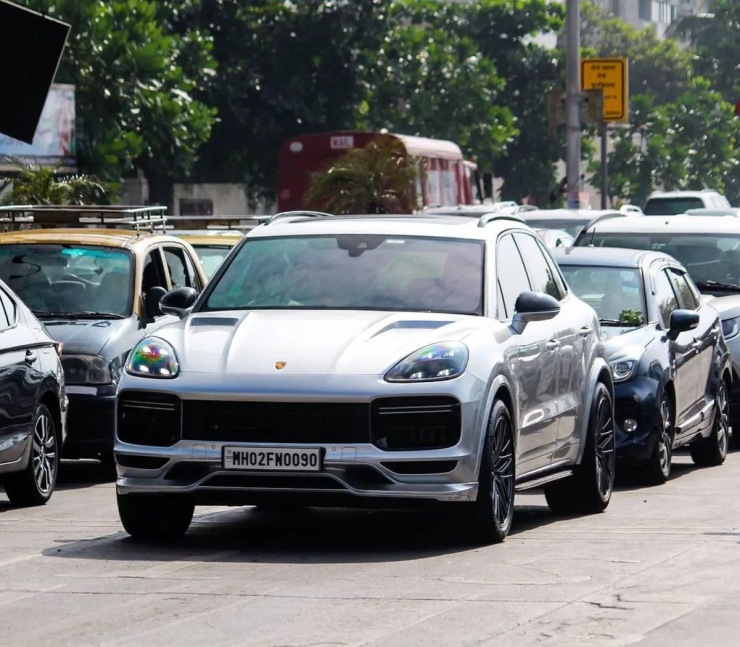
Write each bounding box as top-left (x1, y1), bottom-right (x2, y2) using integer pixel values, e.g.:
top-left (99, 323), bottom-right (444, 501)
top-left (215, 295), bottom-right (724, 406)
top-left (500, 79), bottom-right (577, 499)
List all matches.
top-left (114, 212), bottom-right (615, 544)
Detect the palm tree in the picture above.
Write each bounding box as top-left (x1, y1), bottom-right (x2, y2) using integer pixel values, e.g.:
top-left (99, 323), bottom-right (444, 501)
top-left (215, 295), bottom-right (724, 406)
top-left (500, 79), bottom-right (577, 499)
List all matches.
top-left (304, 137), bottom-right (417, 214)
top-left (0, 156), bottom-right (108, 205)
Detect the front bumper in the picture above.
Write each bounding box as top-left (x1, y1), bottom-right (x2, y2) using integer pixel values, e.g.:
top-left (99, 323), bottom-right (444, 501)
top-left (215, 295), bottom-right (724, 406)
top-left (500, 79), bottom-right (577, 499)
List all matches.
top-left (613, 376), bottom-right (662, 464)
top-left (62, 387), bottom-right (116, 458)
top-left (114, 372), bottom-right (488, 505)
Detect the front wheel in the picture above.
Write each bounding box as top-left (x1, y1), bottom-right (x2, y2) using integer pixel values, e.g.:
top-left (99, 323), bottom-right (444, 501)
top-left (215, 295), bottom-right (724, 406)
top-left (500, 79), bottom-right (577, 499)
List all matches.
top-left (545, 382), bottom-right (615, 514)
top-left (464, 399), bottom-right (515, 544)
top-left (117, 492), bottom-right (194, 542)
top-left (4, 403), bottom-right (59, 507)
top-left (690, 378), bottom-right (729, 467)
top-left (640, 393), bottom-right (673, 485)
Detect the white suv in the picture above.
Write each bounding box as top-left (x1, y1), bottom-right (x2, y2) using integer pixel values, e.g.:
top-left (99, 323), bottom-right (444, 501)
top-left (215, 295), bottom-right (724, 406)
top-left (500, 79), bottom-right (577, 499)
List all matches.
top-left (644, 190), bottom-right (731, 216)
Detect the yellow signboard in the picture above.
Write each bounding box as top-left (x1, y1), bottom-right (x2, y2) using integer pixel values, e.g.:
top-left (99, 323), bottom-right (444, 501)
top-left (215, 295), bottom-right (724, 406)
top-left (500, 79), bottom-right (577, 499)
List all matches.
top-left (581, 58), bottom-right (629, 123)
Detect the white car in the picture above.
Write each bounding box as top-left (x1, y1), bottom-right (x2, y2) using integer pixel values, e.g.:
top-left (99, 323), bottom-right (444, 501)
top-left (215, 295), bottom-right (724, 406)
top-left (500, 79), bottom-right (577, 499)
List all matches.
top-left (114, 211), bottom-right (615, 544)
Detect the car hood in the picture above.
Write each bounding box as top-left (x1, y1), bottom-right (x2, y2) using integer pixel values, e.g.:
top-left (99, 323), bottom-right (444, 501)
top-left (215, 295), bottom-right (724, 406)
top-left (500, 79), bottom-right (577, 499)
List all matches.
top-left (157, 310), bottom-right (484, 375)
top-left (42, 318), bottom-right (129, 355)
top-left (602, 325), bottom-right (655, 358)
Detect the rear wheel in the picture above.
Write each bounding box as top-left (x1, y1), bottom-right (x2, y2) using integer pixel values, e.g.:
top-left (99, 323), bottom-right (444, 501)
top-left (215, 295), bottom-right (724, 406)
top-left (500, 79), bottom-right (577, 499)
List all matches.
top-left (4, 404), bottom-right (59, 507)
top-left (690, 378), bottom-right (729, 467)
top-left (464, 400), bottom-right (515, 544)
top-left (545, 382), bottom-right (615, 514)
top-left (640, 393), bottom-right (673, 485)
top-left (117, 492), bottom-right (194, 542)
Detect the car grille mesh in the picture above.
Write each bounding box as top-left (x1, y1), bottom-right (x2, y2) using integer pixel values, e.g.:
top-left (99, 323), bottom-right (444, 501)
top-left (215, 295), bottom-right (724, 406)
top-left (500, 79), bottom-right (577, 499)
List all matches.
top-left (117, 391), bottom-right (182, 447)
top-left (370, 396), bottom-right (461, 451)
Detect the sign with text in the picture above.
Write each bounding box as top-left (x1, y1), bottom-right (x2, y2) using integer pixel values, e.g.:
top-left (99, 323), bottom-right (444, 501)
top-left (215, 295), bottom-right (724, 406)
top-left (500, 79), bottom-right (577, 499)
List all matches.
top-left (581, 58), bottom-right (629, 123)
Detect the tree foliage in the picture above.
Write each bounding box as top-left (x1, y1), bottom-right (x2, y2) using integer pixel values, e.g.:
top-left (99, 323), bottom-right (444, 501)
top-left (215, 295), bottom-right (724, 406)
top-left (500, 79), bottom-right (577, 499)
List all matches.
top-left (304, 137), bottom-right (417, 214)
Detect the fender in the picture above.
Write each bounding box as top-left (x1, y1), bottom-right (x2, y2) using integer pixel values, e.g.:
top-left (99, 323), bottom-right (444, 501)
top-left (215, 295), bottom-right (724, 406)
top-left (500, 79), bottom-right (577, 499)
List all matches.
top-left (575, 356), bottom-right (613, 464)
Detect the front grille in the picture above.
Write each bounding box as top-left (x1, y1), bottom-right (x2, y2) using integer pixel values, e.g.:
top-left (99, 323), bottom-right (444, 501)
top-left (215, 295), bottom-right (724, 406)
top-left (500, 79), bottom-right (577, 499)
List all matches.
top-left (371, 396), bottom-right (461, 451)
top-left (117, 391), bottom-right (181, 447)
top-left (182, 401), bottom-right (370, 444)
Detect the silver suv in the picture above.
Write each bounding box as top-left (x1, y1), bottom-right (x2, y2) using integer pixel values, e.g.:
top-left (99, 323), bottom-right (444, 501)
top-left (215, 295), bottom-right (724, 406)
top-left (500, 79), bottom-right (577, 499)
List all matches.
top-left (644, 190), bottom-right (731, 216)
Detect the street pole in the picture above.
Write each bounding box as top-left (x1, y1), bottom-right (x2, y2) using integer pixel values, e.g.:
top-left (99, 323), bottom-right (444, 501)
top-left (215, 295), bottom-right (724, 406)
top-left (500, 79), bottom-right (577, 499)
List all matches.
top-left (600, 121), bottom-right (608, 209)
top-left (565, 0), bottom-right (581, 209)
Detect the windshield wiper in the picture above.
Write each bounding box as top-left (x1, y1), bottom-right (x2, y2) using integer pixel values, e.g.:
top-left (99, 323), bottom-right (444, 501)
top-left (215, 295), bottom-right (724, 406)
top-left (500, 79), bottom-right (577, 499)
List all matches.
top-left (33, 310), bottom-right (124, 320)
top-left (695, 280), bottom-right (740, 292)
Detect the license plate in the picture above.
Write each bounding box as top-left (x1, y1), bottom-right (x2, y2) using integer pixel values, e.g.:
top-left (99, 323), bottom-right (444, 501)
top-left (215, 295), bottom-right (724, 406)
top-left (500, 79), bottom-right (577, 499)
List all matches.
top-left (222, 447), bottom-right (322, 472)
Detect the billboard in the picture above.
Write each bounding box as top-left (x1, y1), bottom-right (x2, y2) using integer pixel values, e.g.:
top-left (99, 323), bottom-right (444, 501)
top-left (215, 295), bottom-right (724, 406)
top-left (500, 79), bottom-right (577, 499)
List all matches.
top-left (0, 84), bottom-right (76, 167)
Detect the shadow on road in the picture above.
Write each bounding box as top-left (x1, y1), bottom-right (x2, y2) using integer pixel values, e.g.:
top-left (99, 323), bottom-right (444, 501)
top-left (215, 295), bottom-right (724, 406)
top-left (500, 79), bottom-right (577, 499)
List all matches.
top-left (57, 459), bottom-right (115, 490)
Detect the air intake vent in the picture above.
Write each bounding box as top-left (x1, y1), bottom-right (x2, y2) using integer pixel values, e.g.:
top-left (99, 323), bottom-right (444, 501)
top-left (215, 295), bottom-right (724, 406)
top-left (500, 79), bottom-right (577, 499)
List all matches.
top-left (370, 396), bottom-right (461, 451)
top-left (117, 391), bottom-right (181, 447)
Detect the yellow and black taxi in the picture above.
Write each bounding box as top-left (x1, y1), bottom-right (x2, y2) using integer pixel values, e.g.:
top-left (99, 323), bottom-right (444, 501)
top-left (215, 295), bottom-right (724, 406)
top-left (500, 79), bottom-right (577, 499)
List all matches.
top-left (0, 205), bottom-right (207, 467)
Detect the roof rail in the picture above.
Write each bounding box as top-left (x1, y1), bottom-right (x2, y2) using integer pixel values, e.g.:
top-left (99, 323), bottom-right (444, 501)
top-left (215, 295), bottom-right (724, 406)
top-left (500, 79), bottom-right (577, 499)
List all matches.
top-left (476, 212), bottom-right (527, 228)
top-left (165, 214), bottom-right (269, 230)
top-left (265, 210), bottom-right (334, 225)
top-left (0, 204), bottom-right (168, 233)
top-left (573, 211), bottom-right (626, 245)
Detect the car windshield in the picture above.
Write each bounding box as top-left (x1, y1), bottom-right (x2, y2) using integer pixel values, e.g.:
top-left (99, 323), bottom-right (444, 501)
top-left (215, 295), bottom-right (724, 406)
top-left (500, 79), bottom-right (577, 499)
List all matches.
top-left (193, 244), bottom-right (233, 279)
top-left (560, 265), bottom-right (646, 326)
top-left (204, 235), bottom-right (484, 315)
top-left (581, 232), bottom-right (740, 292)
top-left (0, 244), bottom-right (133, 317)
top-left (644, 197), bottom-right (704, 215)
top-left (524, 219), bottom-right (589, 237)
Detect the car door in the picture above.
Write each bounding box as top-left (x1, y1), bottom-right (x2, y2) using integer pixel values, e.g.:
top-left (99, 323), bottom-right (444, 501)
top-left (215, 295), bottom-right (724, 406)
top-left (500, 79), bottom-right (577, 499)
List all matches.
top-left (666, 266), bottom-right (717, 408)
top-left (651, 264), bottom-right (701, 430)
top-left (162, 245), bottom-right (202, 292)
top-left (514, 233), bottom-right (583, 458)
top-left (0, 288), bottom-right (43, 467)
top-left (496, 232), bottom-right (558, 471)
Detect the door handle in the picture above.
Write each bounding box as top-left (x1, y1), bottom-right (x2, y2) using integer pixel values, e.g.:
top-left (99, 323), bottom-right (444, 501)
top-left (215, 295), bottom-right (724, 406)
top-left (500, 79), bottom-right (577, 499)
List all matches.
top-left (691, 339), bottom-right (702, 350)
top-left (711, 326), bottom-right (720, 336)
top-left (25, 350), bottom-right (37, 364)
top-left (546, 339), bottom-right (560, 351)
top-left (578, 326), bottom-right (593, 337)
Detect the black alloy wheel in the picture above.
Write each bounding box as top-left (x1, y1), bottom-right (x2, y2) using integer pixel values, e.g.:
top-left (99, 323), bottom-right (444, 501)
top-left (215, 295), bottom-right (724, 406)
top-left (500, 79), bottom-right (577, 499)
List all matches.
top-left (691, 378), bottom-right (729, 467)
top-left (643, 393), bottom-right (673, 485)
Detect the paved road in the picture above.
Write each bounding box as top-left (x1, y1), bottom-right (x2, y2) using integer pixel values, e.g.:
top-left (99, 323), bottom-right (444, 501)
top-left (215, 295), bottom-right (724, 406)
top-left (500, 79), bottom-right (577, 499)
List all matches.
top-left (2, 453), bottom-right (740, 646)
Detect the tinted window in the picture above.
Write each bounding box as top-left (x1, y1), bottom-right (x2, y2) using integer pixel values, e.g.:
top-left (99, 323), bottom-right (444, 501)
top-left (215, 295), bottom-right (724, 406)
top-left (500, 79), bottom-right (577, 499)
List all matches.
top-left (652, 270), bottom-right (679, 327)
top-left (142, 251), bottom-right (166, 292)
top-left (538, 239), bottom-right (568, 299)
top-left (164, 247), bottom-right (194, 289)
top-left (205, 235), bottom-right (484, 315)
top-left (514, 233), bottom-right (562, 300)
top-left (644, 197), bottom-right (704, 215)
top-left (560, 266), bottom-right (645, 325)
top-left (667, 268), bottom-right (699, 310)
top-left (496, 234), bottom-right (530, 318)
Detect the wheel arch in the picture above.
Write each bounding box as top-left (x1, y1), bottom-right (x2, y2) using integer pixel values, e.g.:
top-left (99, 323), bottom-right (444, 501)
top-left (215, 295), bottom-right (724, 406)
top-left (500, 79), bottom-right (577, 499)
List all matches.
top-left (38, 390), bottom-right (63, 446)
top-left (575, 358), bottom-right (613, 464)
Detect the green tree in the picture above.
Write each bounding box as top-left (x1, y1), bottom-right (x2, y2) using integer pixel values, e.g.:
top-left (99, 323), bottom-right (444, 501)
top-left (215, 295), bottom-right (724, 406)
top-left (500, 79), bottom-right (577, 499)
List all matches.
top-left (304, 137), bottom-right (417, 214)
top-left (19, 0), bottom-right (217, 201)
top-left (1, 156), bottom-right (108, 205)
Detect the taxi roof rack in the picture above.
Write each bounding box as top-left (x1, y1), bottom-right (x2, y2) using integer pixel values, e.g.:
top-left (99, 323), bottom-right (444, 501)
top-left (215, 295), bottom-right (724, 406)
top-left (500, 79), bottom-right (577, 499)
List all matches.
top-left (0, 204), bottom-right (168, 233)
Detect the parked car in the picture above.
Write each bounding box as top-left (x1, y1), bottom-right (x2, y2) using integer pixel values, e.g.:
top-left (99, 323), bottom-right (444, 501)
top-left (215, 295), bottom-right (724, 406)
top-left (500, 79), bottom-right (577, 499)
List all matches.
top-left (0, 205), bottom-right (207, 469)
top-left (574, 215), bottom-right (740, 444)
top-left (115, 210), bottom-right (616, 544)
top-left (0, 279), bottom-right (66, 506)
top-left (534, 228), bottom-right (574, 248)
top-left (682, 208), bottom-right (740, 218)
top-left (644, 190), bottom-right (731, 216)
top-left (169, 230), bottom-right (243, 279)
top-left (554, 247), bottom-right (731, 483)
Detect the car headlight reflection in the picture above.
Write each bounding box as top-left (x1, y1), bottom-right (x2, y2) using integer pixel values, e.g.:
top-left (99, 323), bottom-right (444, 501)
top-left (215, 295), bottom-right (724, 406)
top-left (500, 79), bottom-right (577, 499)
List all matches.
top-left (722, 316), bottom-right (740, 340)
top-left (385, 342), bottom-right (469, 382)
top-left (62, 355), bottom-right (113, 385)
top-left (126, 337), bottom-right (180, 378)
top-left (609, 358), bottom-right (638, 383)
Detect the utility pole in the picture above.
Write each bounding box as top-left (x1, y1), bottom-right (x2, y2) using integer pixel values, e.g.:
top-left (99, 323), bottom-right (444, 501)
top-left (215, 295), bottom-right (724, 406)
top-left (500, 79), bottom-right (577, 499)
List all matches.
top-left (565, 0), bottom-right (581, 209)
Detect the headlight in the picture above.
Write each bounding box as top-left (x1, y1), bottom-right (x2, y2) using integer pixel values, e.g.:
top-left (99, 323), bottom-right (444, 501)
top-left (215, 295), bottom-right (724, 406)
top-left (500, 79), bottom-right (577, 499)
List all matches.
top-left (125, 337), bottom-right (180, 379)
top-left (722, 316), bottom-right (740, 340)
top-left (609, 358), bottom-right (638, 383)
top-left (385, 342), bottom-right (469, 382)
top-left (62, 355), bottom-right (113, 385)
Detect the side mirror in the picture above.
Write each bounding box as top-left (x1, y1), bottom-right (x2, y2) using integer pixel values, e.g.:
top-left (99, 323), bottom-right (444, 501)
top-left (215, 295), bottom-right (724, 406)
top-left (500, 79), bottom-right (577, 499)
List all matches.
top-left (667, 309), bottom-right (699, 340)
top-left (511, 291), bottom-right (560, 334)
top-left (160, 286), bottom-right (198, 319)
top-left (143, 286), bottom-right (167, 320)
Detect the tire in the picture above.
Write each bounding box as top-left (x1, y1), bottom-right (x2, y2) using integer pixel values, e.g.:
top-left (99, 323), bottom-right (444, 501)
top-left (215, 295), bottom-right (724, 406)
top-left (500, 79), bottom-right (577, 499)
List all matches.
top-left (545, 382), bottom-right (615, 514)
top-left (464, 399), bottom-right (515, 544)
top-left (690, 378), bottom-right (729, 467)
top-left (117, 492), bottom-right (194, 541)
top-left (640, 392), bottom-right (673, 485)
top-left (4, 403), bottom-right (59, 507)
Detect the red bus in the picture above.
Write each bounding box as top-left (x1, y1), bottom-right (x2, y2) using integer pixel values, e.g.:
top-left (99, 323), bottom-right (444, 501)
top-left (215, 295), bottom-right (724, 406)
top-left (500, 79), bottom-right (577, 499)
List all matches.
top-left (277, 131), bottom-right (478, 212)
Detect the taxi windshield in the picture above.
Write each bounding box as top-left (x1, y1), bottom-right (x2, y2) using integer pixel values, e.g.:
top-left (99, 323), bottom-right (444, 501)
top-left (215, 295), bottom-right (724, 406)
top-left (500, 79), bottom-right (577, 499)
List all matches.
top-left (0, 244), bottom-right (134, 318)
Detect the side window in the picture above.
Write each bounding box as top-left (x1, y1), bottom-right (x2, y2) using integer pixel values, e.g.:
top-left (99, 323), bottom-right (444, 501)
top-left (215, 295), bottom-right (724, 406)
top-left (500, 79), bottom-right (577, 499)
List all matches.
top-left (0, 288), bottom-right (13, 330)
top-left (142, 250), bottom-right (167, 292)
top-left (538, 239), bottom-right (567, 299)
top-left (667, 268), bottom-right (699, 310)
top-left (163, 247), bottom-right (197, 290)
top-left (496, 234), bottom-right (531, 319)
top-left (514, 233), bottom-right (562, 300)
top-left (652, 270), bottom-right (679, 328)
